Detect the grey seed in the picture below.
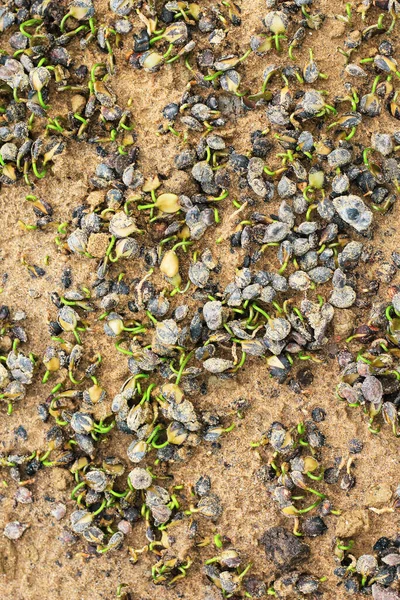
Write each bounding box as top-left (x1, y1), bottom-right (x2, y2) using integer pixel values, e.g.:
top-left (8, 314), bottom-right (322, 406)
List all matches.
top-left (329, 286), bottom-right (356, 308)
top-left (278, 201), bottom-right (295, 227)
top-left (203, 358), bottom-right (234, 373)
top-left (381, 554), bottom-right (400, 566)
top-left (192, 161), bottom-right (213, 184)
top-left (197, 492), bottom-right (222, 519)
top-left (362, 375), bottom-right (383, 403)
top-left (297, 221), bottom-right (318, 235)
top-left (333, 195), bottom-right (373, 232)
top-left (70, 412), bottom-right (93, 434)
top-left (15, 487), bottom-right (32, 504)
top-left (203, 301), bottom-right (224, 330)
top-left (235, 268), bottom-right (252, 288)
top-left (265, 317), bottom-right (291, 341)
top-left (319, 248), bottom-right (334, 265)
top-left (189, 262), bottom-right (210, 288)
top-left (129, 467), bottom-right (152, 490)
top-left (263, 222), bottom-right (290, 243)
top-left (317, 198), bottom-right (335, 220)
top-left (110, 0), bottom-right (134, 15)
top-left (167, 398), bottom-right (200, 431)
top-left (201, 180), bottom-right (220, 195)
top-left (249, 176), bottom-right (269, 196)
top-left (95, 163), bottom-right (115, 181)
top-left (327, 148), bottom-right (352, 168)
top-left (304, 59), bottom-right (319, 83)
top-left (264, 10), bottom-right (288, 31)
top-left (122, 165), bottom-right (144, 189)
top-left (392, 293), bottom-right (400, 313)
top-left (85, 470), bottom-right (108, 492)
top-left (155, 319), bottom-right (179, 346)
top-left (175, 149), bottom-right (196, 170)
top-left (270, 274), bottom-right (288, 292)
top-left (332, 268), bottom-right (346, 289)
top-left (298, 130), bottom-right (314, 152)
top-left (4, 521), bottom-right (28, 540)
top-left (109, 212), bottom-right (138, 238)
top-left (266, 105), bottom-right (290, 126)
top-left (75, 434), bottom-right (95, 456)
top-left (297, 90), bottom-right (325, 117)
top-left (220, 69), bottom-right (240, 93)
top-left (359, 93), bottom-right (381, 117)
top-left (227, 287), bottom-right (243, 306)
top-left (293, 238), bottom-right (310, 256)
top-left (181, 116), bottom-right (203, 131)
top-left (106, 531), bottom-right (124, 550)
top-left (127, 440), bottom-right (147, 463)
top-left (191, 103), bottom-right (213, 121)
top-left (242, 283), bottom-right (261, 300)
top-left (288, 271), bottom-right (311, 291)
top-left (145, 485), bottom-right (169, 507)
top-left (260, 286), bottom-right (276, 303)
top-left (264, 337), bottom-right (286, 355)
top-left (195, 475), bottom-right (211, 496)
top-left (151, 504), bottom-right (172, 525)
top-left (356, 554), bottom-right (378, 576)
top-left (51, 503), bottom-right (66, 521)
top-left (67, 229), bottom-right (88, 254)
top-left (114, 19), bottom-right (132, 33)
top-left (70, 510), bottom-right (92, 534)
top-left (83, 525), bottom-right (105, 544)
top-left (345, 63), bottom-right (368, 77)
top-left (298, 250), bottom-right (318, 272)
top-left (371, 187), bottom-right (389, 205)
top-left (308, 267), bottom-right (333, 283)
top-left (293, 195), bottom-right (308, 214)
top-left (371, 132), bottom-right (393, 156)
top-left (186, 207), bottom-right (208, 240)
top-left (338, 241), bottom-right (363, 270)
top-left (206, 134), bottom-right (225, 150)
top-left (93, 81), bottom-right (116, 107)
top-left (0, 127), bottom-right (12, 142)
top-left (296, 575), bottom-right (319, 594)
top-left (214, 55), bottom-right (239, 71)
top-left (147, 296), bottom-right (169, 319)
top-left (332, 173), bottom-right (350, 194)
top-left (254, 270), bottom-right (270, 286)
top-left (200, 251), bottom-right (216, 274)
top-left (81, 212), bottom-right (101, 234)
top-left (248, 157), bottom-right (265, 178)
top-left (277, 176), bottom-right (297, 198)
top-left (0, 142), bottom-right (17, 161)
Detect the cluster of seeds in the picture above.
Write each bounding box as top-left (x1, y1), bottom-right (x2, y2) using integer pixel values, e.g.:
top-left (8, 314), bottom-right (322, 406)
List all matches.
top-left (0, 304), bottom-right (35, 414)
top-left (335, 533), bottom-right (400, 597)
top-left (338, 293), bottom-right (400, 435)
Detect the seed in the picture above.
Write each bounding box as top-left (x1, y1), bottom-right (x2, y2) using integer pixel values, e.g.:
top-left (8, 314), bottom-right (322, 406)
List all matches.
top-left (109, 212), bottom-right (139, 238)
top-left (264, 11), bottom-right (288, 34)
top-left (4, 521), bottom-right (28, 540)
top-left (128, 467), bottom-right (152, 489)
top-left (70, 412), bottom-right (94, 434)
top-left (332, 195), bottom-right (373, 232)
top-left (155, 193), bottom-right (180, 213)
top-left (110, 0), bottom-right (134, 16)
top-left (70, 509), bottom-right (93, 534)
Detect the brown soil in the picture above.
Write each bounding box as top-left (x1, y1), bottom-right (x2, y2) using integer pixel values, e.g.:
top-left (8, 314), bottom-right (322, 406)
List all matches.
top-left (1, 1), bottom-right (400, 599)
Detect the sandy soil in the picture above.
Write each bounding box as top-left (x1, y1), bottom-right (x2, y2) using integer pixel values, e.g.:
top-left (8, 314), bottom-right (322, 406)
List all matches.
top-left (0, 0), bottom-right (400, 599)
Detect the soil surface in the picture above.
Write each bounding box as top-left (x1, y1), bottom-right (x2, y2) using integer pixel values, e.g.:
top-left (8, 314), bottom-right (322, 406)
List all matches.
top-left (0, 1), bottom-right (400, 599)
